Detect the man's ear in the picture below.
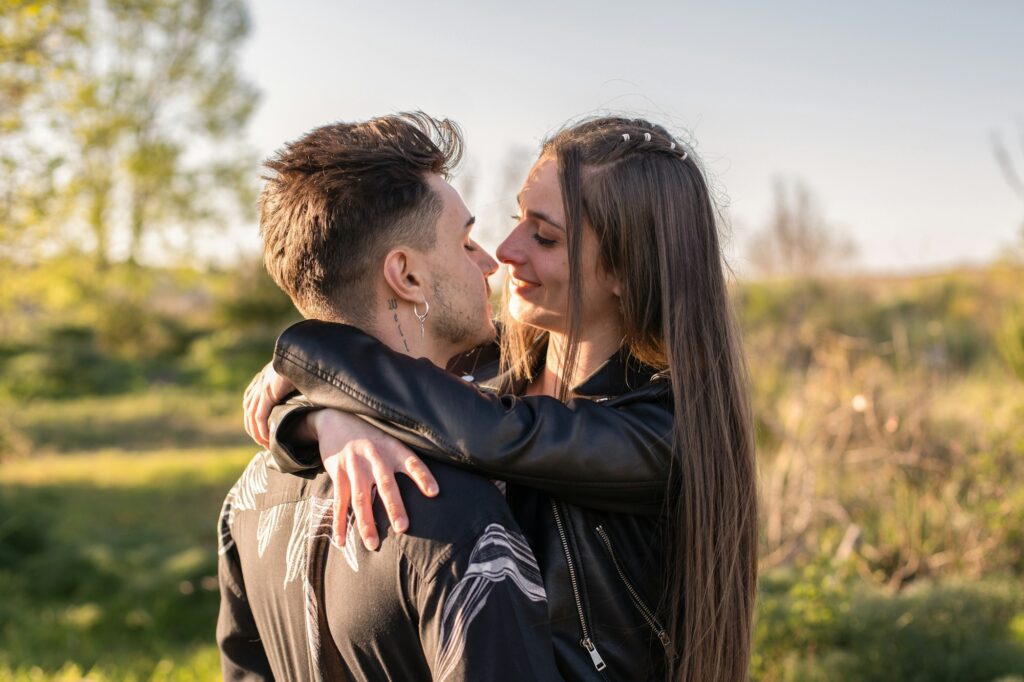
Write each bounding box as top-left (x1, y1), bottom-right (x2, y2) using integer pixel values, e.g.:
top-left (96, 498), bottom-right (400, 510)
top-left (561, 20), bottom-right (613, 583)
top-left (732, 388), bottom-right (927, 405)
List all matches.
top-left (382, 248), bottom-right (427, 303)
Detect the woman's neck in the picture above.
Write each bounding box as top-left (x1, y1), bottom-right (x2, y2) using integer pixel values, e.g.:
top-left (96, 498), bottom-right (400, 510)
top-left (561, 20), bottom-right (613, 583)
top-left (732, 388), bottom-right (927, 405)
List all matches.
top-left (527, 323), bottom-right (624, 398)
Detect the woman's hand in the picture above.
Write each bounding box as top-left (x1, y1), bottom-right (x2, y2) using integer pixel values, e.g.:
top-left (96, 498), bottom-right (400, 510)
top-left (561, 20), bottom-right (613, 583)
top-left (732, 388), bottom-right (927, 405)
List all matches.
top-left (311, 409), bottom-right (439, 551)
top-left (243, 361), bottom-right (296, 448)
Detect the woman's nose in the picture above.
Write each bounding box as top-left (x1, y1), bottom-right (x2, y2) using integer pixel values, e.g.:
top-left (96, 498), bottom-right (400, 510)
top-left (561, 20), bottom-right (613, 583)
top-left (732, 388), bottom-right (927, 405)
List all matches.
top-left (496, 224), bottom-right (526, 265)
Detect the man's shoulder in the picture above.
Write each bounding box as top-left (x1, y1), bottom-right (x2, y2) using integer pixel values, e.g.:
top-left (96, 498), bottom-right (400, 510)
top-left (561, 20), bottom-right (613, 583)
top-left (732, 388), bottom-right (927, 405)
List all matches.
top-left (387, 462), bottom-right (520, 579)
top-left (222, 450), bottom-right (331, 519)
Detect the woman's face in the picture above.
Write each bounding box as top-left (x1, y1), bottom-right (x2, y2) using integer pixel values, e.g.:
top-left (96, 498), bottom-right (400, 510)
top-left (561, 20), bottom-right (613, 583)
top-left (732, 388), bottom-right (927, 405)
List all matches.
top-left (496, 154), bottom-right (621, 336)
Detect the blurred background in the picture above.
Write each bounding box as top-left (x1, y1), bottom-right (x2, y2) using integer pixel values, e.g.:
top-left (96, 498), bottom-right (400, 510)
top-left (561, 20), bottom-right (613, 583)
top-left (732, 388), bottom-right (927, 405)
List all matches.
top-left (1, 1), bottom-right (1022, 680)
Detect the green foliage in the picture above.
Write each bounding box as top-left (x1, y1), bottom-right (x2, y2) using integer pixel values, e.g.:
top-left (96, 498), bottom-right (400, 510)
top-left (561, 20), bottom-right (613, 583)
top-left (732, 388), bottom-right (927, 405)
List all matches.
top-left (9, 388), bottom-right (251, 453)
top-left (0, 264), bottom-right (1021, 679)
top-left (754, 567), bottom-right (1024, 681)
top-left (183, 257), bottom-right (301, 389)
top-left (1, 326), bottom-right (142, 399)
top-left (0, 0), bottom-right (258, 266)
top-left (183, 328), bottom-right (280, 390)
top-left (737, 267), bottom-right (1022, 376)
top-left (0, 1), bottom-right (85, 250)
top-left (998, 305), bottom-right (1024, 381)
top-left (0, 443), bottom-right (255, 680)
top-left (0, 256), bottom-right (299, 398)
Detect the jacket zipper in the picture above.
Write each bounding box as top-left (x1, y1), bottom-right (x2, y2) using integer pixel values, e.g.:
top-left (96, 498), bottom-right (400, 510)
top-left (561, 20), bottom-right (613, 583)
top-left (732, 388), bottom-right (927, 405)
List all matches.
top-left (551, 500), bottom-right (607, 671)
top-left (594, 525), bottom-right (675, 659)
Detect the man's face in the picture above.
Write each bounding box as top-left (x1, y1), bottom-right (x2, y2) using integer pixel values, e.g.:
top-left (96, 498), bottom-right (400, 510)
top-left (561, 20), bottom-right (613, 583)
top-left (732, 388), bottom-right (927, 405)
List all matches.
top-left (422, 174), bottom-right (499, 355)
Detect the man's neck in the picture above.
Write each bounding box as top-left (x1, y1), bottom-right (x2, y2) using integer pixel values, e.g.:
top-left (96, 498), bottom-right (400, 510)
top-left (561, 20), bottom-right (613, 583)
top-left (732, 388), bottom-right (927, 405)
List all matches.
top-left (362, 312), bottom-right (452, 369)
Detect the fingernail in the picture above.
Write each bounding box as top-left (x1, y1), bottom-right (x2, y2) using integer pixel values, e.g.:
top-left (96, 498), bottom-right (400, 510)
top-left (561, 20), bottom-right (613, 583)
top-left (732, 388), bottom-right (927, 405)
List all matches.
top-left (334, 534), bottom-right (345, 548)
top-left (427, 484), bottom-right (438, 495)
top-left (364, 537), bottom-right (377, 551)
top-left (393, 518), bottom-right (407, 533)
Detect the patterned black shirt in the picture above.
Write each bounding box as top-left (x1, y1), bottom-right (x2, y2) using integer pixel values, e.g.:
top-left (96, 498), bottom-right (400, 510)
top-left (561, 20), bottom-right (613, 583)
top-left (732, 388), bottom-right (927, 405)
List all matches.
top-left (217, 450), bottom-right (561, 681)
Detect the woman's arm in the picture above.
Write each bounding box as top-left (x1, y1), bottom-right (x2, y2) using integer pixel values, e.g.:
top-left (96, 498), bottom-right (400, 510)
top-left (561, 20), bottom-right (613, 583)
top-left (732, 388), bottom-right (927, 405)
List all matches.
top-left (270, 320), bottom-right (674, 514)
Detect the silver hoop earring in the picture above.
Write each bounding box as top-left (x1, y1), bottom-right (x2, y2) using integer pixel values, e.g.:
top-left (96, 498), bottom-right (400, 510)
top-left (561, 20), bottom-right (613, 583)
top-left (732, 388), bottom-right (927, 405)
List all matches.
top-left (413, 300), bottom-right (429, 339)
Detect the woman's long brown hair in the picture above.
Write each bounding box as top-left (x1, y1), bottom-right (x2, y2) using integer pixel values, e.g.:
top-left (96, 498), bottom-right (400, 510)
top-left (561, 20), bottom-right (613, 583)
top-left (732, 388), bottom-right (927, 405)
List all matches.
top-left (500, 117), bottom-right (758, 682)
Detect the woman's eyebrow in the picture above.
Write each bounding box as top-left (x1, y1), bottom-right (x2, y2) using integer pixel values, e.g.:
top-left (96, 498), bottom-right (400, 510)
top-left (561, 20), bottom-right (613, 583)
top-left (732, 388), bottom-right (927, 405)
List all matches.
top-left (528, 210), bottom-right (564, 232)
top-left (516, 193), bottom-right (564, 231)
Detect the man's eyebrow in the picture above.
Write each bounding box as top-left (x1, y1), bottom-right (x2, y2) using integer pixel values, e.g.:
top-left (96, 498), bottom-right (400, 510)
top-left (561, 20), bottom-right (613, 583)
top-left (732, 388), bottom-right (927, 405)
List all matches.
top-left (515, 193), bottom-right (564, 231)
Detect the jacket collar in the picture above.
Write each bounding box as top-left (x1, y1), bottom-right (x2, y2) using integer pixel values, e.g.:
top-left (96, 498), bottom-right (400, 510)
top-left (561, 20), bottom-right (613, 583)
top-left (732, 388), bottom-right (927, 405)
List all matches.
top-left (481, 337), bottom-right (665, 399)
top-left (573, 346), bottom-right (665, 398)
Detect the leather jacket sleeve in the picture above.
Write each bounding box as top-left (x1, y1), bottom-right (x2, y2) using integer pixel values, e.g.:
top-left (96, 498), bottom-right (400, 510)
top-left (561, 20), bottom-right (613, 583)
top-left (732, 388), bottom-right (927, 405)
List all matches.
top-left (269, 320), bottom-right (673, 514)
top-left (266, 397), bottom-right (321, 474)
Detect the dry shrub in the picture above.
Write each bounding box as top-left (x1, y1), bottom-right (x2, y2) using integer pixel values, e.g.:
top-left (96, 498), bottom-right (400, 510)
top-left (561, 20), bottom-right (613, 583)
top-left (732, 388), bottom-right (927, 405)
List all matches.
top-left (754, 328), bottom-right (1024, 589)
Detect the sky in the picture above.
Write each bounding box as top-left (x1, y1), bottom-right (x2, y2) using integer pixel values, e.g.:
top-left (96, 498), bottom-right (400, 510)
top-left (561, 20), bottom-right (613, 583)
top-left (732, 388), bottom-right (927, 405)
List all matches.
top-left (227, 0), bottom-right (1024, 274)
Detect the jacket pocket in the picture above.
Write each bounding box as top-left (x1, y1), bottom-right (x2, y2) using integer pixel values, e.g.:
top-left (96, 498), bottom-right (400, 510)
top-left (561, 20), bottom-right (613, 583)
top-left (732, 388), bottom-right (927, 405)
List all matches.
top-left (594, 525), bottom-right (675, 660)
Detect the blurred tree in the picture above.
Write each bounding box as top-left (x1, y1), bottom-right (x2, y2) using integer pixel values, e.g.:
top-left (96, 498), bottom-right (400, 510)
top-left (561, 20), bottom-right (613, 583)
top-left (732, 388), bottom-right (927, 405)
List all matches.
top-left (0, 0), bottom-right (258, 269)
top-left (0, 1), bottom-right (84, 256)
top-left (746, 178), bottom-right (858, 278)
top-left (991, 117), bottom-right (1024, 261)
top-left (992, 118), bottom-right (1024, 206)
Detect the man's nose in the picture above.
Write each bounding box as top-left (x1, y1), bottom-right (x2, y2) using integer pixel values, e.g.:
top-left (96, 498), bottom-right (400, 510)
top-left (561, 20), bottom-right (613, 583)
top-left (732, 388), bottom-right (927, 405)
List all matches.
top-left (481, 249), bottom-right (499, 277)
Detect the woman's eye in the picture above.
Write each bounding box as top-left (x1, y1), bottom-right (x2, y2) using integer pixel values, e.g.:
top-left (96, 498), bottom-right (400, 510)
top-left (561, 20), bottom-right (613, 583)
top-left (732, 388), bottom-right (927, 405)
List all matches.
top-left (464, 241), bottom-right (476, 252)
top-left (533, 234), bottom-right (557, 247)
top-left (510, 213), bottom-right (523, 222)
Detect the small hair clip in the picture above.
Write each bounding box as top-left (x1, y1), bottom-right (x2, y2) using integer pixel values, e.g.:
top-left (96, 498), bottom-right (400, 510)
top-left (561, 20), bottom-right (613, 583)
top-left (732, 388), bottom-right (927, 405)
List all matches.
top-left (643, 132), bottom-right (651, 142)
top-left (681, 151), bottom-right (688, 161)
top-left (622, 133), bottom-right (630, 142)
top-left (670, 142), bottom-right (676, 150)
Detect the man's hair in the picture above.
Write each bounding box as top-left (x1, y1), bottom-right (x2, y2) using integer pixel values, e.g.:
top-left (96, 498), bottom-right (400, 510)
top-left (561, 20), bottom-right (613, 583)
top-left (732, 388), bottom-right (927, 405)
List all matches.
top-left (259, 112), bottom-right (464, 324)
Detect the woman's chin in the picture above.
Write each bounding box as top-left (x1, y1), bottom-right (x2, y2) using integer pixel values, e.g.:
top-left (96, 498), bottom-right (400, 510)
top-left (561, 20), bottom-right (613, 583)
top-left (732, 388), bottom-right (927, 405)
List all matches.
top-left (506, 297), bottom-right (537, 326)
top-left (507, 303), bottom-right (563, 334)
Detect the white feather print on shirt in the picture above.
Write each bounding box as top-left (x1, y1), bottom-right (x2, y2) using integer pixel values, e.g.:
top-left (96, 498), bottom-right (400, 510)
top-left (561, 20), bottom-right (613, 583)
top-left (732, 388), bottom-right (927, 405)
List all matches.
top-left (256, 505), bottom-right (286, 558)
top-left (217, 450), bottom-right (271, 555)
top-left (434, 523), bottom-right (547, 680)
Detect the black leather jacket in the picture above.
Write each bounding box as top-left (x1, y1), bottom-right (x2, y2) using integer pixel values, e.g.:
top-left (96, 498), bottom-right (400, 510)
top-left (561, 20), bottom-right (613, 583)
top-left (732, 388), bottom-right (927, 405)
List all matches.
top-left (268, 321), bottom-right (677, 681)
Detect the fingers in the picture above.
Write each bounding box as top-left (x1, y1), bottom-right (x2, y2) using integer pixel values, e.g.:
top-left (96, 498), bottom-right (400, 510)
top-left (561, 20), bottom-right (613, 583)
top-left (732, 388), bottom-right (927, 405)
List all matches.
top-left (243, 365), bottom-right (275, 448)
top-left (268, 367), bottom-right (295, 403)
top-left (320, 434), bottom-right (440, 556)
top-left (330, 457), bottom-right (351, 547)
top-left (400, 452), bottom-right (439, 498)
top-left (346, 451), bottom-right (379, 551)
top-left (372, 458), bottom-right (408, 535)
top-left (254, 389), bottom-right (274, 449)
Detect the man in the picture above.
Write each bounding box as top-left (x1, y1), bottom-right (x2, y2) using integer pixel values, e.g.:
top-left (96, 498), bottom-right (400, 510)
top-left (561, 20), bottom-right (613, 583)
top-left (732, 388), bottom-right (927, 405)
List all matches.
top-left (217, 113), bottom-right (559, 681)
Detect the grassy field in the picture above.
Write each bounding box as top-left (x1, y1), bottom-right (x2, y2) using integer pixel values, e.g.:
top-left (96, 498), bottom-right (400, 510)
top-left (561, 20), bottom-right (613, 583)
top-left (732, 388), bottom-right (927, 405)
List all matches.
top-left (3, 391), bottom-right (1024, 681)
top-left (2, 265), bottom-right (1024, 679)
top-left (0, 390), bottom-right (255, 681)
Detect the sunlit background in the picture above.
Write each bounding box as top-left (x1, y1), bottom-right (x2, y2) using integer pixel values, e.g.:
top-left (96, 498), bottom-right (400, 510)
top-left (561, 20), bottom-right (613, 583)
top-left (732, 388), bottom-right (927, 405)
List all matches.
top-left (1, 0), bottom-right (1023, 679)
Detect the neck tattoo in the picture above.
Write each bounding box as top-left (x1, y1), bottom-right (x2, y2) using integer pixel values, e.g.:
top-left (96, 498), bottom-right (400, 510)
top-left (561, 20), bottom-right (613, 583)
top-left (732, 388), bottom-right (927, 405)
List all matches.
top-left (388, 298), bottom-right (411, 353)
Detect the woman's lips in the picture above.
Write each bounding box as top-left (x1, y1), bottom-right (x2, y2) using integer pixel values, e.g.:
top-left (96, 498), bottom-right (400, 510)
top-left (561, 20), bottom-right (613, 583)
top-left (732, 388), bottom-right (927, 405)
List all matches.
top-left (509, 275), bottom-right (540, 297)
top-left (509, 273), bottom-right (540, 288)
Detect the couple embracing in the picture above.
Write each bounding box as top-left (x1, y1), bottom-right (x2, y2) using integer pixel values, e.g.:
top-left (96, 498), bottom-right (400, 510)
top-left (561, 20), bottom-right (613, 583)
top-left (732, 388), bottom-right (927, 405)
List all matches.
top-left (218, 112), bottom-right (757, 681)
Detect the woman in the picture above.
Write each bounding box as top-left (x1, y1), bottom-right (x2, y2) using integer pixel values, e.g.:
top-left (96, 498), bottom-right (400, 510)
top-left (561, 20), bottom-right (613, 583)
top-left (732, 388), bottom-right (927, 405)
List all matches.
top-left (248, 116), bottom-right (757, 681)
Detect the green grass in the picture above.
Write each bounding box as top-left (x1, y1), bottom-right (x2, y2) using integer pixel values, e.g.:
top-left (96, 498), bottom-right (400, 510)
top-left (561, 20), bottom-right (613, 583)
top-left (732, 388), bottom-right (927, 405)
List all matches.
top-left (2, 267), bottom-right (1024, 682)
top-left (9, 387), bottom-right (252, 454)
top-left (753, 562), bottom-right (1024, 681)
top-left (0, 443), bottom-right (256, 680)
